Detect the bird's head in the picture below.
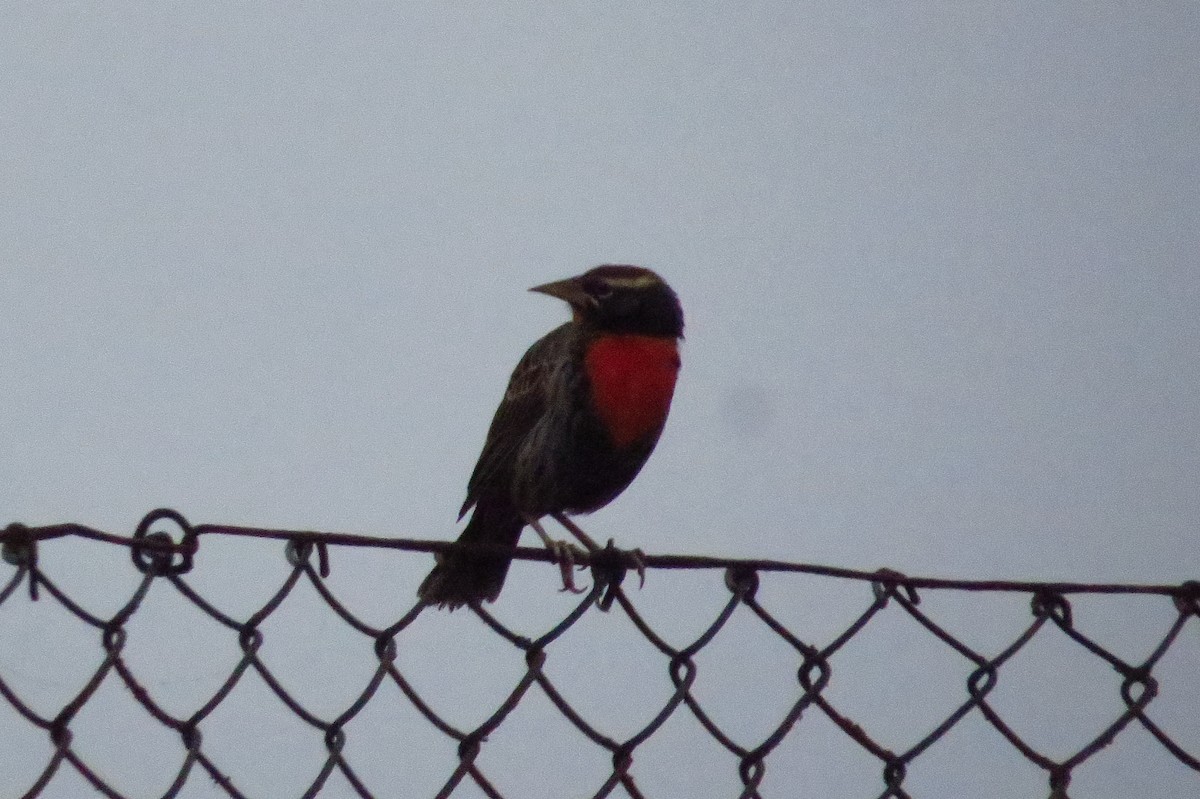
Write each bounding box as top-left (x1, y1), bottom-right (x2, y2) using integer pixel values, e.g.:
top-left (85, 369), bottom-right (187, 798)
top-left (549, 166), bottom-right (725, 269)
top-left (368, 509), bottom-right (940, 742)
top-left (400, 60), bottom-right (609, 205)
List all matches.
top-left (530, 265), bottom-right (684, 338)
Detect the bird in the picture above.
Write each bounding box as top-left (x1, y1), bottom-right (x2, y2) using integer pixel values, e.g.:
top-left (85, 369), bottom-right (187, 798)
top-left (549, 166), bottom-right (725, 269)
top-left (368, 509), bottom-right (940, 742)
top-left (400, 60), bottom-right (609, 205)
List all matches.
top-left (418, 265), bottom-right (684, 609)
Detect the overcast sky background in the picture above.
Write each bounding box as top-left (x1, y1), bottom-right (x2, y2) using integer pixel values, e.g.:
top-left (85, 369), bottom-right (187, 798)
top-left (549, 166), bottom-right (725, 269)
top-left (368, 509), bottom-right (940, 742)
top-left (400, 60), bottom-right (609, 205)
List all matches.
top-left (1, 3), bottom-right (1197, 798)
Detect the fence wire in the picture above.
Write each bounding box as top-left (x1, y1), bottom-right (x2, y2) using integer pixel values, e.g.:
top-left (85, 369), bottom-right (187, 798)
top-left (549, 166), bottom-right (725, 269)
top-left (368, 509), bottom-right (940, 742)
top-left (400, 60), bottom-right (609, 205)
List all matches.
top-left (1, 509), bottom-right (1196, 799)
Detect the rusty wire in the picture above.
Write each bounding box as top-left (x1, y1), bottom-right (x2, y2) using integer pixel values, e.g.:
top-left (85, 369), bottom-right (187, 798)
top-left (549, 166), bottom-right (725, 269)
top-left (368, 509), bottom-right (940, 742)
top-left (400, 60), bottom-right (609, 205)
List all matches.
top-left (1, 509), bottom-right (1197, 799)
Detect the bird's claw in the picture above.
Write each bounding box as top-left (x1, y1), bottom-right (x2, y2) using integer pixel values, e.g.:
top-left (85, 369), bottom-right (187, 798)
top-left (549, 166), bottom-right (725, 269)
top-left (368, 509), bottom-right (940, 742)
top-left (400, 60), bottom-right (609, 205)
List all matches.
top-left (546, 539), bottom-right (589, 594)
top-left (628, 547), bottom-right (647, 589)
top-left (600, 538), bottom-right (646, 589)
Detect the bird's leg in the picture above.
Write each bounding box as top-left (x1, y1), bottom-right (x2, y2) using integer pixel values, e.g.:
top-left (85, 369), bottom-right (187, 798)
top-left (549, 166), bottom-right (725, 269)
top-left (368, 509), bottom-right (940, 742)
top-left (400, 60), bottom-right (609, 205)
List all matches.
top-left (551, 513), bottom-right (646, 589)
top-left (525, 516), bottom-right (587, 594)
top-left (550, 512), bottom-right (601, 551)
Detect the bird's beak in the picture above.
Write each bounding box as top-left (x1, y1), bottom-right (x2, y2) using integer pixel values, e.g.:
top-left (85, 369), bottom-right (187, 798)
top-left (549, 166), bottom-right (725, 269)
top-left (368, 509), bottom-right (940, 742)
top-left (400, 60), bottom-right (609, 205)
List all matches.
top-left (529, 277), bottom-right (591, 308)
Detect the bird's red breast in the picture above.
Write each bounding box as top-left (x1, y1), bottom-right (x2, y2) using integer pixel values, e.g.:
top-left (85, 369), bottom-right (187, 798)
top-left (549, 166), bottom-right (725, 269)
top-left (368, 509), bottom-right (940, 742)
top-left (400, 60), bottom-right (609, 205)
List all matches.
top-left (584, 334), bottom-right (681, 448)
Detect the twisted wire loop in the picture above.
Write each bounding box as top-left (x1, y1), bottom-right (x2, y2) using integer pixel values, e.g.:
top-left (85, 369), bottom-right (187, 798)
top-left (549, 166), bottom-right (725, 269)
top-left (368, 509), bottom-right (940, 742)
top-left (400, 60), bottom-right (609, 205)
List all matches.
top-left (0, 511), bottom-right (1197, 799)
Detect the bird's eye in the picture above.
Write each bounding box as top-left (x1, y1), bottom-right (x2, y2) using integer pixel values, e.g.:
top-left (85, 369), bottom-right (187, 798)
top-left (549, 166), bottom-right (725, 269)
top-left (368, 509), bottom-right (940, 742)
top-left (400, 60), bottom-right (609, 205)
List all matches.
top-left (584, 279), bottom-right (613, 301)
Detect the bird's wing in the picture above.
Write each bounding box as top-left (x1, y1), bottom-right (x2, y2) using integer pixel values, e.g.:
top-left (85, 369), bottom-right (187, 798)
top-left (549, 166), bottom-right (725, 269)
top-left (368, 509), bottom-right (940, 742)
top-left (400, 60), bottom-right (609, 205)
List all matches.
top-left (459, 324), bottom-right (571, 519)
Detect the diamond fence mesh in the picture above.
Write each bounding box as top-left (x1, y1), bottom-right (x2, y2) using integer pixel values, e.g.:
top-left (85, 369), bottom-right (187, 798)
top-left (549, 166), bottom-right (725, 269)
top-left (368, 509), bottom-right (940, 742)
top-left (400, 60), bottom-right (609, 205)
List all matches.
top-left (1, 509), bottom-right (1197, 799)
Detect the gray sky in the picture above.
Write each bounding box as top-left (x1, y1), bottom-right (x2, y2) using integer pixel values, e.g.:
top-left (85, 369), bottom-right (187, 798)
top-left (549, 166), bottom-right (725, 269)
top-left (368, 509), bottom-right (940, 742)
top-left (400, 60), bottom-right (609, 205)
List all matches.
top-left (2, 4), bottom-right (1197, 798)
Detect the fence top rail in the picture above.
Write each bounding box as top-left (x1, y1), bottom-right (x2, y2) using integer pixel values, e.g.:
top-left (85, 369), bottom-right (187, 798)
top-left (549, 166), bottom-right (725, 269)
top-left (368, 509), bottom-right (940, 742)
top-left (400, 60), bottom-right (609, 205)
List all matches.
top-left (3, 510), bottom-right (1195, 599)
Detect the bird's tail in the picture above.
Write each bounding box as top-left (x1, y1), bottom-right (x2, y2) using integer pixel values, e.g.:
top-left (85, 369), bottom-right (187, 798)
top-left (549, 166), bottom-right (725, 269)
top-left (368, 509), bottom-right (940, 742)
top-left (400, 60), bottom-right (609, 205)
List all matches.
top-left (417, 499), bottom-right (526, 610)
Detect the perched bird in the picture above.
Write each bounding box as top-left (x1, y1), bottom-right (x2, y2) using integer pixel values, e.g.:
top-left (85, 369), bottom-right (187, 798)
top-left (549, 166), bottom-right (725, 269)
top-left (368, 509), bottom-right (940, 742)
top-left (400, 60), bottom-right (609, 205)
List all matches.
top-left (418, 265), bottom-right (684, 609)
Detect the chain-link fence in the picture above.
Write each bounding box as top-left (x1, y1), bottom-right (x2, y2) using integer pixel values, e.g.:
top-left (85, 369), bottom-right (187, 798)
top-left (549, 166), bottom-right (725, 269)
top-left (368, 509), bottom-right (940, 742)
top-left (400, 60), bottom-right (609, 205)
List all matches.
top-left (1, 510), bottom-right (1197, 799)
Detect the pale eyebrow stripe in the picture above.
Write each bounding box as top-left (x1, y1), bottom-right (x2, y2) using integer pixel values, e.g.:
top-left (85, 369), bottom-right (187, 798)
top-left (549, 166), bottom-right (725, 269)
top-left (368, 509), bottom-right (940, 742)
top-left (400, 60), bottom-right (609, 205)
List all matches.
top-left (602, 274), bottom-right (658, 289)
